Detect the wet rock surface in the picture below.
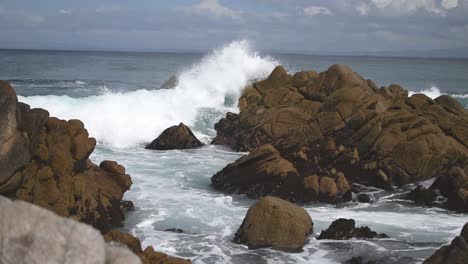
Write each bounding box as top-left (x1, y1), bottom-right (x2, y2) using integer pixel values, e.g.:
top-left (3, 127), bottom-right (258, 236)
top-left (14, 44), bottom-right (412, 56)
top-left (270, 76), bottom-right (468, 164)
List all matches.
top-left (0, 81), bottom-right (132, 232)
top-left (211, 65), bottom-right (468, 211)
top-left (146, 123), bottom-right (204, 150)
top-left (317, 218), bottom-right (388, 240)
top-left (234, 196), bottom-right (313, 251)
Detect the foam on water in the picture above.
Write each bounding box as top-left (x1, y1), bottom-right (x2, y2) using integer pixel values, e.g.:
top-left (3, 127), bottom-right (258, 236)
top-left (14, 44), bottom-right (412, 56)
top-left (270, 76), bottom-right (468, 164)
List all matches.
top-left (18, 41), bottom-right (278, 148)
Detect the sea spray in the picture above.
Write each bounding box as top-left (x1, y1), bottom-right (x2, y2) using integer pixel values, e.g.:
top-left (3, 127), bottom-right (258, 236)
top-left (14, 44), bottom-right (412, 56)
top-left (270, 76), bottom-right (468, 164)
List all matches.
top-left (19, 41), bottom-right (279, 148)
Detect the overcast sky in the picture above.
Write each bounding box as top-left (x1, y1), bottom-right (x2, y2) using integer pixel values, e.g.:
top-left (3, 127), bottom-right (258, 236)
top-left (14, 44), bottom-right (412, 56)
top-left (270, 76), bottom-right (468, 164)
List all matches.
top-left (1, 0), bottom-right (467, 54)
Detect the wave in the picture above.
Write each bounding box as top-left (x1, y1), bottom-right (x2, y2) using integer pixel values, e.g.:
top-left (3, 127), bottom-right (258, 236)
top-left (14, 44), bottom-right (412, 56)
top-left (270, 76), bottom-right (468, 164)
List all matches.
top-left (408, 87), bottom-right (442, 99)
top-left (18, 40), bottom-right (279, 148)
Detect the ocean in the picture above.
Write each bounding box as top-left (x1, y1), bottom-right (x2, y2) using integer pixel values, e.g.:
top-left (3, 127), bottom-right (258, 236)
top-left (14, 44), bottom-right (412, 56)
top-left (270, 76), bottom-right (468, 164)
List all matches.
top-left (1, 41), bottom-right (467, 264)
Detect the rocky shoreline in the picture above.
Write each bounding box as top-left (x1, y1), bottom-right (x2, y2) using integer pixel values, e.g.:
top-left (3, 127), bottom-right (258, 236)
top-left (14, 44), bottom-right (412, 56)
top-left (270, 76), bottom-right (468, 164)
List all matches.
top-left (1, 63), bottom-right (467, 263)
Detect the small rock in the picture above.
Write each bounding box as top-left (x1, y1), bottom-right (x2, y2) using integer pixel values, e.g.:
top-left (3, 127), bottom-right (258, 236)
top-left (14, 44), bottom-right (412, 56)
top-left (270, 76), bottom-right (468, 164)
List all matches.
top-left (234, 196), bottom-right (313, 251)
top-left (160, 75), bottom-right (178, 89)
top-left (357, 193), bottom-right (371, 203)
top-left (145, 123), bottom-right (204, 150)
top-left (165, 228), bottom-right (185, 233)
top-left (317, 218), bottom-right (388, 240)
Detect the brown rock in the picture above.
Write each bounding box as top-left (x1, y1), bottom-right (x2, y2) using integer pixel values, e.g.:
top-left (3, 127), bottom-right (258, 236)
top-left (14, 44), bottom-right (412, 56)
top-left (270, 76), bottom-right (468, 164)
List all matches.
top-left (146, 123), bottom-right (204, 150)
top-left (317, 218), bottom-right (388, 240)
top-left (234, 196), bottom-right (313, 251)
top-left (104, 230), bottom-right (191, 264)
top-left (423, 222), bottom-right (468, 264)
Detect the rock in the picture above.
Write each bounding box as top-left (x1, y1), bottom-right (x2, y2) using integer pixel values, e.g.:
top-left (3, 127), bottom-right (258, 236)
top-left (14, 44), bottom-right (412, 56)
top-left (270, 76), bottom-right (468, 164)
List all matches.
top-left (160, 75), bottom-right (179, 89)
top-left (345, 257), bottom-right (377, 264)
top-left (146, 123), bottom-right (204, 150)
top-left (357, 193), bottom-right (371, 203)
top-left (234, 196), bottom-right (313, 251)
top-left (0, 81), bottom-right (132, 232)
top-left (406, 185), bottom-right (438, 206)
top-left (317, 218), bottom-right (388, 240)
top-left (0, 196), bottom-right (140, 264)
top-left (211, 144), bottom-right (301, 200)
top-left (104, 230), bottom-right (191, 264)
top-left (431, 165), bottom-right (468, 213)
top-left (423, 222), bottom-right (468, 264)
top-left (211, 64), bottom-right (468, 210)
top-left (165, 228), bottom-right (185, 233)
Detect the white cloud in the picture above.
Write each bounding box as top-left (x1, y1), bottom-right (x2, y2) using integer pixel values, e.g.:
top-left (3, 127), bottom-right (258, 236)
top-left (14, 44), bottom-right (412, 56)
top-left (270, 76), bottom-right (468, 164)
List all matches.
top-left (187, 0), bottom-right (241, 19)
top-left (59, 9), bottom-right (72, 15)
top-left (441, 0), bottom-right (458, 10)
top-left (356, 2), bottom-right (371, 15)
top-left (304, 6), bottom-right (332, 16)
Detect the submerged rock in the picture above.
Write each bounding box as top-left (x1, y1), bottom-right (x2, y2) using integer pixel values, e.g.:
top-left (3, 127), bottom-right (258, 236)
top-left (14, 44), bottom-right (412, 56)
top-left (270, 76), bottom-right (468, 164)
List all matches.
top-left (104, 230), bottom-right (191, 264)
top-left (406, 185), bottom-right (439, 206)
top-left (234, 196), bottom-right (313, 251)
top-left (317, 218), bottom-right (388, 240)
top-left (145, 123), bottom-right (204, 150)
top-left (0, 196), bottom-right (140, 264)
top-left (211, 64), bottom-right (468, 210)
top-left (0, 81), bottom-right (132, 232)
top-left (423, 222), bottom-right (468, 264)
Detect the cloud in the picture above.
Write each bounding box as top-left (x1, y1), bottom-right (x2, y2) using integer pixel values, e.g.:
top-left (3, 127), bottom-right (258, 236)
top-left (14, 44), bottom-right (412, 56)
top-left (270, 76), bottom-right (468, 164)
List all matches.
top-left (303, 6), bottom-right (332, 16)
top-left (183, 0), bottom-right (241, 19)
top-left (358, 0), bottom-right (460, 16)
top-left (356, 2), bottom-right (371, 15)
top-left (59, 9), bottom-right (72, 15)
top-left (441, 0), bottom-right (458, 10)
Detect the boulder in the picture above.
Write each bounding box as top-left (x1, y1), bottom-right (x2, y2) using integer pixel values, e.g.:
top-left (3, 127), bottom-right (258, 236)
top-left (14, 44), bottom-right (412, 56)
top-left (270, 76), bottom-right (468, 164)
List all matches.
top-left (423, 222), bottom-right (468, 264)
top-left (0, 196), bottom-right (140, 264)
top-left (0, 81), bottom-right (132, 232)
top-left (406, 185), bottom-right (439, 207)
top-left (234, 196), bottom-right (313, 251)
top-left (104, 230), bottom-right (191, 264)
top-left (211, 144), bottom-right (301, 200)
top-left (430, 165), bottom-right (468, 213)
top-left (146, 123), bottom-right (204, 150)
top-left (211, 64), bottom-right (468, 210)
top-left (317, 218), bottom-right (388, 240)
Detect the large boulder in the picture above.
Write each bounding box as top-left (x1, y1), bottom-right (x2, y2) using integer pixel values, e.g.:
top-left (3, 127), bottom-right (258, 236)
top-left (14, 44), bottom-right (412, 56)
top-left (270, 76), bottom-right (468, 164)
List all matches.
top-left (423, 222), bottom-right (468, 264)
top-left (317, 218), bottom-right (388, 240)
top-left (0, 196), bottom-right (140, 264)
top-left (234, 196), bottom-right (313, 251)
top-left (211, 65), bottom-right (468, 210)
top-left (104, 230), bottom-right (191, 264)
top-left (146, 123), bottom-right (204, 150)
top-left (0, 81), bottom-right (132, 232)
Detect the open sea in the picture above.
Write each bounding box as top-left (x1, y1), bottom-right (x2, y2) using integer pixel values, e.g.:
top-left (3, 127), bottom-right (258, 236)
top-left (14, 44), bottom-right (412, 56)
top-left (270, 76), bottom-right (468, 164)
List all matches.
top-left (1, 41), bottom-right (467, 264)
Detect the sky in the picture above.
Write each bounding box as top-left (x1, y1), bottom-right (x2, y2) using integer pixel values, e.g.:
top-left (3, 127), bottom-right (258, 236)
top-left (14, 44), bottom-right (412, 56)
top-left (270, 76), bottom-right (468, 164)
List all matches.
top-left (0, 0), bottom-right (468, 55)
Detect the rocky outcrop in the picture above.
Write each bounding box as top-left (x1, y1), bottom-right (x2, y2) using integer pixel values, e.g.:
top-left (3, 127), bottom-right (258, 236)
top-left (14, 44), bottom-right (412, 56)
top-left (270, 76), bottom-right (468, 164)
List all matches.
top-left (423, 222), bottom-right (468, 264)
top-left (146, 123), bottom-right (204, 150)
top-left (0, 81), bottom-right (132, 232)
top-left (160, 75), bottom-right (179, 90)
top-left (211, 65), bottom-right (468, 209)
top-left (104, 230), bottom-right (191, 264)
top-left (234, 196), bottom-right (313, 251)
top-left (0, 196), bottom-right (140, 264)
top-left (317, 218), bottom-right (388, 240)
top-left (430, 165), bottom-right (468, 213)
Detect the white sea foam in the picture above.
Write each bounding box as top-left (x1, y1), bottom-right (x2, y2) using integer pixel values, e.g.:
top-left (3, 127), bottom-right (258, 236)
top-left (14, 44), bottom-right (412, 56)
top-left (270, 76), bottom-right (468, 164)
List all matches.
top-left (408, 86), bottom-right (443, 99)
top-left (18, 40), bottom-right (278, 148)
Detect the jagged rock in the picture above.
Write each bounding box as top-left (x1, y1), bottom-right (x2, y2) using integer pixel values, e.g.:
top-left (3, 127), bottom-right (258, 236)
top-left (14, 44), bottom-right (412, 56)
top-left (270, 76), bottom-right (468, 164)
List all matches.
top-left (423, 222), bottom-right (468, 264)
top-left (317, 218), bottom-right (388, 240)
top-left (430, 165), bottom-right (468, 213)
top-left (0, 81), bottom-right (132, 232)
top-left (160, 75), bottom-right (179, 90)
top-left (406, 185), bottom-right (439, 206)
top-left (0, 196), bottom-right (140, 264)
top-left (104, 230), bottom-right (191, 264)
top-left (234, 196), bottom-right (313, 251)
top-left (146, 123), bottom-right (204, 150)
top-left (211, 65), bottom-right (468, 210)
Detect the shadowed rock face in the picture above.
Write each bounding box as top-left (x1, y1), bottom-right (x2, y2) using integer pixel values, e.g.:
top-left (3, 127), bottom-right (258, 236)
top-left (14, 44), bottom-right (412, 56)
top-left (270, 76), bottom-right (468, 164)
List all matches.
top-left (211, 65), bottom-right (468, 209)
top-left (423, 222), bottom-right (468, 264)
top-left (0, 81), bottom-right (132, 232)
top-left (0, 196), bottom-right (140, 264)
top-left (146, 123), bottom-right (204, 150)
top-left (234, 196), bottom-right (313, 252)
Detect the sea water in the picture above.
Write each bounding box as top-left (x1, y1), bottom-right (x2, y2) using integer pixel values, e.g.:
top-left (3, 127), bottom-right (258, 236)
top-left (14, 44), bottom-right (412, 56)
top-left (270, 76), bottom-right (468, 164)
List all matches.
top-left (2, 41), bottom-right (468, 263)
